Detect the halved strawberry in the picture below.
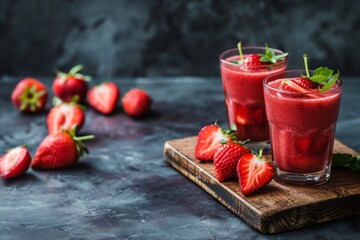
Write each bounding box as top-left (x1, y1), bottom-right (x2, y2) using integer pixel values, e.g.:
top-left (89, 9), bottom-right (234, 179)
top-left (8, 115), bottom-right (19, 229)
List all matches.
top-left (194, 124), bottom-right (238, 161)
top-left (47, 102), bottom-right (85, 134)
top-left (87, 81), bottom-right (120, 115)
top-left (0, 146), bottom-right (31, 179)
top-left (237, 150), bottom-right (274, 195)
top-left (213, 142), bottom-right (250, 182)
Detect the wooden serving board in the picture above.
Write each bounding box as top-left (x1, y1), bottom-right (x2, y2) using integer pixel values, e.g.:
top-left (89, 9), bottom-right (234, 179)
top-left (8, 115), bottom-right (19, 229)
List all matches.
top-left (163, 136), bottom-right (360, 234)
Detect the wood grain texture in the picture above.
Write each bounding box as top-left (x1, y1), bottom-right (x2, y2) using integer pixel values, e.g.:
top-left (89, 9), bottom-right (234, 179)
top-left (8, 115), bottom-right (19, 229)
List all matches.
top-left (163, 136), bottom-right (360, 234)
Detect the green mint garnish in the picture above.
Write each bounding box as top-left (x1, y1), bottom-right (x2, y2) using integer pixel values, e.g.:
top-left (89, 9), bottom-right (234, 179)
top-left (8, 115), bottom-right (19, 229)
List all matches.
top-left (231, 42), bottom-right (287, 64)
top-left (332, 153), bottom-right (360, 172)
top-left (302, 54), bottom-right (340, 91)
top-left (259, 43), bottom-right (288, 64)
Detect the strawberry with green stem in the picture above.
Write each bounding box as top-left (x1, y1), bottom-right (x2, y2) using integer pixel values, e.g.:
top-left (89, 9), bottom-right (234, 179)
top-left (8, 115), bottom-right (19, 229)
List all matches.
top-left (53, 64), bottom-right (91, 103)
top-left (31, 127), bottom-right (94, 170)
top-left (11, 78), bottom-right (48, 113)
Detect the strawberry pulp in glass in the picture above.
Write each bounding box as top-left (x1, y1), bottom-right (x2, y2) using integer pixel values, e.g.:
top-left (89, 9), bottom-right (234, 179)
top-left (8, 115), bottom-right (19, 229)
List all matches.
top-left (263, 70), bottom-right (342, 185)
top-left (220, 47), bottom-right (287, 141)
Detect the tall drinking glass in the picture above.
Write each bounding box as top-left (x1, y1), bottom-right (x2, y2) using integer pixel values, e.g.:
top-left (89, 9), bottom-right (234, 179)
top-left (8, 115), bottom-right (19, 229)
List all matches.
top-left (219, 47), bottom-right (287, 142)
top-left (263, 70), bottom-right (342, 185)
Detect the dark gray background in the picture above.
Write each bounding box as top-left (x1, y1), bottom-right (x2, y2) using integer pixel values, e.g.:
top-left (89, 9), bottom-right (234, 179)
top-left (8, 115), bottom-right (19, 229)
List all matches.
top-left (1, 0), bottom-right (359, 79)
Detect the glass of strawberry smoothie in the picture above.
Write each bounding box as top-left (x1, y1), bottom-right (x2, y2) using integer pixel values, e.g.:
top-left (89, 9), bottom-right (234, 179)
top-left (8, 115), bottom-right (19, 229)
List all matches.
top-left (219, 47), bottom-right (287, 142)
top-left (263, 70), bottom-right (342, 185)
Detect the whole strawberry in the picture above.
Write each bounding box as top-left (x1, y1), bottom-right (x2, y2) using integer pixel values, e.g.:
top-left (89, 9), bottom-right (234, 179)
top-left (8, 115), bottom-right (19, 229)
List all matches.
top-left (31, 129), bottom-right (94, 170)
top-left (11, 78), bottom-right (48, 113)
top-left (195, 124), bottom-right (238, 161)
top-left (87, 81), bottom-right (120, 115)
top-left (0, 145), bottom-right (31, 179)
top-left (237, 149), bottom-right (274, 195)
top-left (53, 64), bottom-right (91, 103)
top-left (47, 101), bottom-right (85, 134)
top-left (122, 89), bottom-right (152, 117)
top-left (213, 141), bottom-right (250, 182)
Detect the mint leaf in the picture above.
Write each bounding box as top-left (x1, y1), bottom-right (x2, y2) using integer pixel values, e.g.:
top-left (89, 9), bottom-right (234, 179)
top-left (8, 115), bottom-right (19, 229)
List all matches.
top-left (260, 43), bottom-right (288, 64)
top-left (332, 153), bottom-right (360, 172)
top-left (310, 67), bottom-right (334, 84)
top-left (320, 72), bottom-right (339, 91)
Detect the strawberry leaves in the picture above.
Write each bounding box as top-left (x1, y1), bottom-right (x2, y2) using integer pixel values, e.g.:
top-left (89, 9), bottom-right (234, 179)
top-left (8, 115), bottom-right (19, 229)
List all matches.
top-left (332, 153), bottom-right (360, 172)
top-left (302, 54), bottom-right (340, 91)
top-left (259, 44), bottom-right (288, 64)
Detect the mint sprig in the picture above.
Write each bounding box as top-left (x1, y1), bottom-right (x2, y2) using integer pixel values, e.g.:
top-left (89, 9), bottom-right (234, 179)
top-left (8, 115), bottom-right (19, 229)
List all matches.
top-left (231, 42), bottom-right (287, 64)
top-left (302, 54), bottom-right (340, 91)
top-left (259, 43), bottom-right (288, 64)
top-left (332, 153), bottom-right (360, 172)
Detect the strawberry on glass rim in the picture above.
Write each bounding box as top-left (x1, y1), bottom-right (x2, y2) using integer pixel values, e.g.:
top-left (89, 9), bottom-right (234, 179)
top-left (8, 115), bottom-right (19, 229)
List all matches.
top-left (53, 64), bottom-right (91, 103)
top-left (279, 54), bottom-right (340, 96)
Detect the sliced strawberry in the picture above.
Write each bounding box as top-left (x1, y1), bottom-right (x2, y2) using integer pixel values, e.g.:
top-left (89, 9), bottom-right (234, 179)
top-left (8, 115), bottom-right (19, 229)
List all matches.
top-left (237, 151), bottom-right (274, 195)
top-left (194, 124), bottom-right (238, 161)
top-left (0, 146), bottom-right (31, 179)
top-left (87, 82), bottom-right (120, 114)
top-left (47, 102), bottom-right (85, 134)
top-left (295, 136), bottom-right (329, 155)
top-left (213, 142), bottom-right (250, 182)
top-left (235, 105), bottom-right (264, 128)
top-left (280, 78), bottom-right (321, 98)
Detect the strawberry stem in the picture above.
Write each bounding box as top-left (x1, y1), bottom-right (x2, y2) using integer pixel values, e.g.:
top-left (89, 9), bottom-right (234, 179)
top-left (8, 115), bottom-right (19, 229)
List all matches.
top-left (303, 54), bottom-right (310, 78)
top-left (237, 41), bottom-right (244, 63)
top-left (74, 135), bottom-right (95, 141)
top-left (258, 148), bottom-right (264, 158)
top-left (69, 64), bottom-right (84, 75)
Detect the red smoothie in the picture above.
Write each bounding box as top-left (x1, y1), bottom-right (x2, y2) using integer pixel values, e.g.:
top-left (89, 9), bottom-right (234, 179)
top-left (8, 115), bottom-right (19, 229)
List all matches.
top-left (264, 76), bottom-right (342, 178)
top-left (220, 48), bottom-right (287, 141)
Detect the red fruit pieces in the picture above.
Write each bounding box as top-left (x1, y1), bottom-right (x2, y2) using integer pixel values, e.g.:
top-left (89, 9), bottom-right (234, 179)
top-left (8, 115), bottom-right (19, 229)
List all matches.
top-left (295, 135), bottom-right (329, 155)
top-left (87, 82), bottom-right (120, 114)
top-left (243, 54), bottom-right (262, 66)
top-left (213, 142), bottom-right (250, 182)
top-left (237, 152), bottom-right (274, 195)
top-left (122, 89), bottom-right (152, 117)
top-left (31, 130), bottom-right (93, 170)
top-left (235, 104), bottom-right (265, 128)
top-left (0, 146), bottom-right (31, 179)
top-left (47, 103), bottom-right (85, 134)
top-left (195, 124), bottom-right (229, 161)
top-left (53, 65), bottom-right (90, 103)
top-left (11, 78), bottom-right (48, 113)
top-left (293, 78), bottom-right (318, 89)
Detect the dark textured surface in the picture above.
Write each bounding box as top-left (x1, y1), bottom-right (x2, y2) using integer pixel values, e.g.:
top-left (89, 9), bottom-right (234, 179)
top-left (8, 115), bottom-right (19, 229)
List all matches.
top-left (1, 0), bottom-right (360, 78)
top-left (0, 76), bottom-right (360, 239)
